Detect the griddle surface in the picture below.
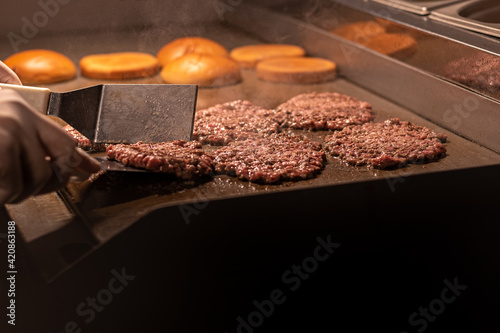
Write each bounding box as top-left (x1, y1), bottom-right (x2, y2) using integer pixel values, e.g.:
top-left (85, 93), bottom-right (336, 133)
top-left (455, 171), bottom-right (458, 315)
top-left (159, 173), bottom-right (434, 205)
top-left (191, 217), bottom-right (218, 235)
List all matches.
top-left (60, 71), bottom-right (500, 242)
top-left (4, 25), bottom-right (500, 243)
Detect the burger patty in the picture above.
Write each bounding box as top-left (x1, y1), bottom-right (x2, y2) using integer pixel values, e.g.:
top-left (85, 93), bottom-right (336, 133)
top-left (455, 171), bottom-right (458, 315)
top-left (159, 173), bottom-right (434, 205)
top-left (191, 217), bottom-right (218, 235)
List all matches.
top-left (193, 100), bottom-right (280, 145)
top-left (213, 133), bottom-right (326, 184)
top-left (274, 92), bottom-right (374, 130)
top-left (323, 118), bottom-right (447, 169)
top-left (444, 54), bottom-right (500, 97)
top-left (63, 124), bottom-right (106, 152)
top-left (106, 140), bottom-right (214, 179)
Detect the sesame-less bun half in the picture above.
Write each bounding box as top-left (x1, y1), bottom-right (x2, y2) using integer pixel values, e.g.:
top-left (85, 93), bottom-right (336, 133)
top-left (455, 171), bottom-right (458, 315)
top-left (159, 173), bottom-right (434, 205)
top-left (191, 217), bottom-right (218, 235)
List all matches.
top-left (157, 37), bottom-right (229, 67)
top-left (161, 53), bottom-right (241, 87)
top-left (4, 49), bottom-right (77, 85)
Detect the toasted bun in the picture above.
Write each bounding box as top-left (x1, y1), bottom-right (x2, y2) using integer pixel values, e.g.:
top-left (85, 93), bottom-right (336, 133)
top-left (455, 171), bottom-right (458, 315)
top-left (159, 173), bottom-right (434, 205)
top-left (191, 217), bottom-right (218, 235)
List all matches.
top-left (4, 49), bottom-right (76, 85)
top-left (229, 44), bottom-right (306, 69)
top-left (160, 53), bottom-right (241, 87)
top-left (256, 56), bottom-right (337, 84)
top-left (365, 33), bottom-right (417, 59)
top-left (331, 21), bottom-right (385, 43)
top-left (80, 52), bottom-right (160, 79)
top-left (157, 37), bottom-right (228, 67)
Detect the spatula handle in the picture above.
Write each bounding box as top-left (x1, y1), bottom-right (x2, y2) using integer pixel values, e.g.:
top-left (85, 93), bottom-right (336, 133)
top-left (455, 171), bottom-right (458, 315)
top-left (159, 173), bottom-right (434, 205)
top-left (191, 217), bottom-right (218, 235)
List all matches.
top-left (0, 83), bottom-right (50, 114)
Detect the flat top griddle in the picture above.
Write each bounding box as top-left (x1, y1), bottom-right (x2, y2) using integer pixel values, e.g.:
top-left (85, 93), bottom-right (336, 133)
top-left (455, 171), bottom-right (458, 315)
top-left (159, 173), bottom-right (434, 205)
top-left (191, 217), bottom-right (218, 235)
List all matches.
top-left (8, 59), bottom-right (500, 242)
top-left (4, 17), bottom-right (500, 281)
top-left (57, 69), bottom-right (500, 242)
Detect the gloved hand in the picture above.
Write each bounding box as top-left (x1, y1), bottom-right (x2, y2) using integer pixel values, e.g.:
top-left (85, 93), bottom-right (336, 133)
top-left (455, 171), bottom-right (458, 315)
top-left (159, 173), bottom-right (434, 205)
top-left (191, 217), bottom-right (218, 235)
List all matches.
top-left (0, 61), bottom-right (22, 85)
top-left (0, 61), bottom-right (101, 204)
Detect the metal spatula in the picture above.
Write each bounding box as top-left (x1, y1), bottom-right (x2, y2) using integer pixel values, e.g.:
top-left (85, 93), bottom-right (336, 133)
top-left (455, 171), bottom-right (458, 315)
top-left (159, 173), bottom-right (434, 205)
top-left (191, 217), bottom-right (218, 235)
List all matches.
top-left (0, 83), bottom-right (197, 143)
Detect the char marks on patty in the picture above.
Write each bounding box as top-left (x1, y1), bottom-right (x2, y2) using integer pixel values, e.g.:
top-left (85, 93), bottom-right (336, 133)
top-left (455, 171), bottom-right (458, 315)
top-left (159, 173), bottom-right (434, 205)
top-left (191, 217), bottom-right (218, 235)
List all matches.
top-left (274, 92), bottom-right (374, 131)
top-left (193, 100), bottom-right (280, 145)
top-left (106, 140), bottom-right (214, 179)
top-left (323, 118), bottom-right (447, 169)
top-left (213, 133), bottom-right (326, 184)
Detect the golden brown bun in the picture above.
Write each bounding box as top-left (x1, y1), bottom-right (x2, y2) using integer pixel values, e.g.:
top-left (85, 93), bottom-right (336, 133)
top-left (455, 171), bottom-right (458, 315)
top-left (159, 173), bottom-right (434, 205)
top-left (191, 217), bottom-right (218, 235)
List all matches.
top-left (256, 56), bottom-right (337, 84)
top-left (157, 37), bottom-right (228, 67)
top-left (365, 33), bottom-right (417, 59)
top-left (4, 49), bottom-right (77, 85)
top-left (331, 21), bottom-right (386, 43)
top-left (79, 52), bottom-right (160, 79)
top-left (229, 44), bottom-right (306, 69)
top-left (160, 53), bottom-right (241, 87)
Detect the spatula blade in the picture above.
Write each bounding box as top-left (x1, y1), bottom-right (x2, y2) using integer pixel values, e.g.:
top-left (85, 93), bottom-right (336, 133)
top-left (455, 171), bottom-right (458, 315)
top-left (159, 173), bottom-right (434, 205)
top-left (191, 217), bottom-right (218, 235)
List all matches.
top-left (48, 84), bottom-right (197, 144)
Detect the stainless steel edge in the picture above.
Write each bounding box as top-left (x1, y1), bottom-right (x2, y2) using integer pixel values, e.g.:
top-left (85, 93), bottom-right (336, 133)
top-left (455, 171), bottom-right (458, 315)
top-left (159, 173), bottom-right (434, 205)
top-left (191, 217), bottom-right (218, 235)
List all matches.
top-left (371, 0), bottom-right (466, 15)
top-left (430, 0), bottom-right (500, 38)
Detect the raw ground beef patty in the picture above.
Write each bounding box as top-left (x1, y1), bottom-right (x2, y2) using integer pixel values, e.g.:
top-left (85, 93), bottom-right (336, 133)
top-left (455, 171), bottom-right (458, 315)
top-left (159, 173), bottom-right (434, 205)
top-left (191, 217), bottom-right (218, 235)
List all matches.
top-left (274, 92), bottom-right (374, 130)
top-left (213, 133), bottom-right (326, 184)
top-left (323, 118), bottom-right (447, 169)
top-left (63, 124), bottom-right (106, 152)
top-left (193, 100), bottom-right (280, 145)
top-left (106, 140), bottom-right (214, 179)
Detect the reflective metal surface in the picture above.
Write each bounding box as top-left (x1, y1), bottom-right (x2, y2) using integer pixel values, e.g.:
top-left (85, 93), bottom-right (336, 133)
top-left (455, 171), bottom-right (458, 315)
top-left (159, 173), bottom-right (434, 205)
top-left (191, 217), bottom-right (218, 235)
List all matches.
top-left (431, 0), bottom-right (500, 37)
top-left (371, 0), bottom-right (466, 15)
